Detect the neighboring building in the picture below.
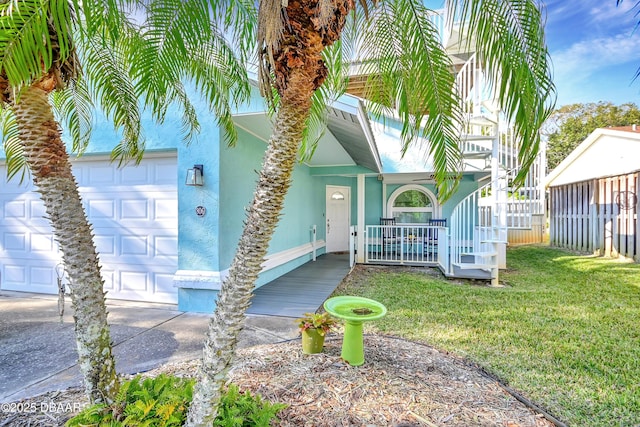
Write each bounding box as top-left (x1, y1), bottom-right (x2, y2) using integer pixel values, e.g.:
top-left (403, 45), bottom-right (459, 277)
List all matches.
top-left (0, 10), bottom-right (546, 311)
top-left (545, 126), bottom-right (640, 260)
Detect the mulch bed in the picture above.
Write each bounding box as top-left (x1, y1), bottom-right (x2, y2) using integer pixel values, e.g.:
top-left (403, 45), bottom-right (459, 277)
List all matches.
top-left (1, 334), bottom-right (554, 426)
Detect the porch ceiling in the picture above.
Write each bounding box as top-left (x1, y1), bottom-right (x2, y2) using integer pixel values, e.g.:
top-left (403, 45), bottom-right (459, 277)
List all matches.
top-left (232, 100), bottom-right (382, 173)
top-left (380, 170), bottom-right (490, 185)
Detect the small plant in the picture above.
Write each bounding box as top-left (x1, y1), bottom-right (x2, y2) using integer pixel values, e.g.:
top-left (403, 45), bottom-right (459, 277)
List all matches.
top-left (66, 374), bottom-right (194, 426)
top-left (297, 311), bottom-right (336, 336)
top-left (214, 383), bottom-right (287, 426)
top-left (66, 376), bottom-right (286, 427)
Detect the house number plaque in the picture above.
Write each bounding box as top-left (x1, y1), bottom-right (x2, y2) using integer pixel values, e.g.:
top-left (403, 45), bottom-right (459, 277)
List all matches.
top-left (195, 206), bottom-right (206, 217)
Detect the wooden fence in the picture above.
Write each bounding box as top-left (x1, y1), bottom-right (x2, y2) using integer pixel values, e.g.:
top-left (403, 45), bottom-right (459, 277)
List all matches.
top-left (508, 214), bottom-right (546, 245)
top-left (549, 172), bottom-right (640, 260)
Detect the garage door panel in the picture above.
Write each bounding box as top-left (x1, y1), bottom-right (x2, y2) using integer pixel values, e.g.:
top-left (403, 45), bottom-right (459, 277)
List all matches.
top-left (4, 264), bottom-right (27, 284)
top-left (120, 270), bottom-right (149, 292)
top-left (4, 200), bottom-right (27, 218)
top-left (31, 233), bottom-right (57, 253)
top-left (31, 266), bottom-right (54, 287)
top-left (3, 233), bottom-right (27, 252)
top-left (101, 269), bottom-right (115, 292)
top-left (30, 200), bottom-right (48, 223)
top-left (88, 165), bottom-right (116, 185)
top-left (88, 199), bottom-right (116, 219)
top-left (115, 267), bottom-right (177, 304)
top-left (94, 235), bottom-right (116, 256)
top-left (121, 199), bottom-right (148, 219)
top-left (154, 163), bottom-right (178, 185)
top-left (153, 273), bottom-right (178, 302)
top-left (154, 236), bottom-right (178, 257)
top-left (120, 235), bottom-right (149, 256)
top-left (0, 155), bottom-right (178, 304)
top-left (155, 199), bottom-right (177, 220)
top-left (121, 164), bottom-right (150, 184)
top-left (2, 262), bottom-right (57, 294)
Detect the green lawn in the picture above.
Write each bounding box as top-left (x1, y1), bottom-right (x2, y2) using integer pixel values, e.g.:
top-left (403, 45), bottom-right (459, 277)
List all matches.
top-left (333, 245), bottom-right (640, 426)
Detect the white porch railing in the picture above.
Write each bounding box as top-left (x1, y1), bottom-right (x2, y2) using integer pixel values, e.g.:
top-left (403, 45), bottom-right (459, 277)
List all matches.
top-left (364, 225), bottom-right (449, 271)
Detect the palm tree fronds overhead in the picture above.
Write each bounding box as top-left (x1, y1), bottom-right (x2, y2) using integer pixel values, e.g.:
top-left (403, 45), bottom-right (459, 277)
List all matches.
top-left (348, 0), bottom-right (463, 200)
top-left (450, 0), bottom-right (555, 184)
top-left (0, 0), bottom-right (76, 93)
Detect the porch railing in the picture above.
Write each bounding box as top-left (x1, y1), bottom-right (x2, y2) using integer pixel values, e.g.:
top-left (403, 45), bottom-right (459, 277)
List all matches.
top-left (364, 225), bottom-right (448, 270)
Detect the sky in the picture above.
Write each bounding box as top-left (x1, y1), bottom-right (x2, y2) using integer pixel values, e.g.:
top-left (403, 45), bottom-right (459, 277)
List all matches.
top-left (544, 0), bottom-right (640, 107)
top-left (425, 1), bottom-right (640, 108)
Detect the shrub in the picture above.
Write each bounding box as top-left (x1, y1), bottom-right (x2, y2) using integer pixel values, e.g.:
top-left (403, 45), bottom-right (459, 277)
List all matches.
top-left (214, 383), bottom-right (287, 426)
top-left (66, 376), bottom-right (287, 426)
top-left (67, 374), bottom-right (194, 426)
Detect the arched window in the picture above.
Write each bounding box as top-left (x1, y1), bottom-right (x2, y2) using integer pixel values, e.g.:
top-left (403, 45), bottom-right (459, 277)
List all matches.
top-left (387, 185), bottom-right (438, 224)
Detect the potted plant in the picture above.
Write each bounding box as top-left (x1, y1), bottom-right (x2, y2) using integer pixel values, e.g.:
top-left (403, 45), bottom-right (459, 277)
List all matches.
top-left (297, 311), bottom-right (336, 354)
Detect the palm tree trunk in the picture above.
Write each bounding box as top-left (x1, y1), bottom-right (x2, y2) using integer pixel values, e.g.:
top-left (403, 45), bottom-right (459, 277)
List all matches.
top-left (11, 84), bottom-right (119, 404)
top-left (186, 0), bottom-right (354, 421)
top-left (186, 68), bottom-right (316, 425)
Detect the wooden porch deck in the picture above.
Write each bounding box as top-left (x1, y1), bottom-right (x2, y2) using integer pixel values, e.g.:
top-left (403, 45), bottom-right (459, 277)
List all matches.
top-left (246, 253), bottom-right (351, 318)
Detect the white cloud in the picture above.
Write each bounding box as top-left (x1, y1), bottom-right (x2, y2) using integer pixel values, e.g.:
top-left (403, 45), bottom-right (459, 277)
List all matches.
top-left (589, 1), bottom-right (637, 27)
top-left (552, 33), bottom-right (640, 81)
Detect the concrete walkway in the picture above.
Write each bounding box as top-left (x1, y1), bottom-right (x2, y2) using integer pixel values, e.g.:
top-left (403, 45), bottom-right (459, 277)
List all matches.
top-left (0, 292), bottom-right (299, 403)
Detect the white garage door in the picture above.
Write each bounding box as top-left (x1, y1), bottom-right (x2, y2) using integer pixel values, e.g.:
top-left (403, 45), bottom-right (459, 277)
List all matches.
top-left (0, 154), bottom-right (178, 304)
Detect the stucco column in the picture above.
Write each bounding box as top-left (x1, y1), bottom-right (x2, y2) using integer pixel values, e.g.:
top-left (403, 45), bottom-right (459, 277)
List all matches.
top-left (357, 174), bottom-right (365, 263)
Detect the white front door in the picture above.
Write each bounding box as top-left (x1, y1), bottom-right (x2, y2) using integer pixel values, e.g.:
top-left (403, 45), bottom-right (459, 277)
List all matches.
top-left (325, 185), bottom-right (350, 252)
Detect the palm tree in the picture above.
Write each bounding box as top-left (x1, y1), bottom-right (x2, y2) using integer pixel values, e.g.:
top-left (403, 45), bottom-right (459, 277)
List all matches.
top-left (0, 0), bottom-right (253, 403)
top-left (187, 0), bottom-right (555, 424)
top-left (616, 0), bottom-right (640, 80)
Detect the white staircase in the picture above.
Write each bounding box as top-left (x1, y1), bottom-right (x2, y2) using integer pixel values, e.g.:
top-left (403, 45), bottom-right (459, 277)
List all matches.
top-left (445, 52), bottom-right (545, 285)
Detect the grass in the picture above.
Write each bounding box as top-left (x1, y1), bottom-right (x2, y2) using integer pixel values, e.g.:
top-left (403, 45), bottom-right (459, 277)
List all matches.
top-left (334, 245), bottom-right (640, 426)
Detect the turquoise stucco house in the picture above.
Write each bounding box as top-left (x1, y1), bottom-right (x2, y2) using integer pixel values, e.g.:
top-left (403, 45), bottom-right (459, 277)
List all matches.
top-left (0, 82), bottom-right (490, 312)
top-left (1, 20), bottom-right (548, 309)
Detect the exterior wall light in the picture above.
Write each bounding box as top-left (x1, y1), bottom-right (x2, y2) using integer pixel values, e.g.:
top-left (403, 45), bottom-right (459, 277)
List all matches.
top-left (185, 164), bottom-right (204, 186)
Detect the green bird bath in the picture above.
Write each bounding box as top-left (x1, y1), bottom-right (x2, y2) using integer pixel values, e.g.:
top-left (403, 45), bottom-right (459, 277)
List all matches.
top-left (323, 296), bottom-right (387, 366)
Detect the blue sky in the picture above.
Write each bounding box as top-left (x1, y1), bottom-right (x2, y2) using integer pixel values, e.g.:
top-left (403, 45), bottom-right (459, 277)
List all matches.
top-left (425, 1), bottom-right (640, 108)
top-left (545, 0), bottom-right (640, 107)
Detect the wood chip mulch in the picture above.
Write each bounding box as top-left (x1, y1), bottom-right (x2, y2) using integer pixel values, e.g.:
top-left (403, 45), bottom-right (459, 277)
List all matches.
top-left (1, 334), bottom-right (555, 427)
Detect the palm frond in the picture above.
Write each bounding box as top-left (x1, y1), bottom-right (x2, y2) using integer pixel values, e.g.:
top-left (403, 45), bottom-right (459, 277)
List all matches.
top-left (299, 40), bottom-right (350, 163)
top-left (80, 32), bottom-right (144, 165)
top-left (72, 0), bottom-right (133, 43)
top-left (0, 0), bottom-right (74, 90)
top-left (257, 0), bottom-right (285, 103)
top-left (50, 76), bottom-right (94, 155)
top-left (188, 38), bottom-right (251, 146)
top-left (354, 0), bottom-right (463, 200)
top-left (127, 0), bottom-right (252, 146)
top-left (0, 106), bottom-right (28, 182)
top-left (449, 0), bottom-right (555, 185)
top-left (215, 0), bottom-right (258, 66)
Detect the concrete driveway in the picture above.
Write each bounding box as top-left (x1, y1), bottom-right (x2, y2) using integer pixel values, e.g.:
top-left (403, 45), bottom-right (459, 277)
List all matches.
top-left (0, 291), bottom-right (299, 402)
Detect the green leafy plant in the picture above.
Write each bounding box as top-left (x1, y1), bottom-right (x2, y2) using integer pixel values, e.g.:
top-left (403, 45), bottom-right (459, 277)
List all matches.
top-left (66, 376), bottom-right (286, 427)
top-left (214, 383), bottom-right (287, 426)
top-left (67, 374), bottom-right (194, 426)
top-left (297, 311), bottom-right (336, 336)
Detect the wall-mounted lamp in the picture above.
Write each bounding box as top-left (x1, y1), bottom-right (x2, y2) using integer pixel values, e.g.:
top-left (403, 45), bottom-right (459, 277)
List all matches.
top-left (185, 164), bottom-right (204, 186)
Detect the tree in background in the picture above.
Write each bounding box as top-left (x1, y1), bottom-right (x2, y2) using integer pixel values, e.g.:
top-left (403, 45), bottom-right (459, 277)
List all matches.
top-left (545, 102), bottom-right (640, 170)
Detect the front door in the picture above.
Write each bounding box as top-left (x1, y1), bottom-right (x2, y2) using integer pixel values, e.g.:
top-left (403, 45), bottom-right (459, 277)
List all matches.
top-left (325, 185), bottom-right (351, 252)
